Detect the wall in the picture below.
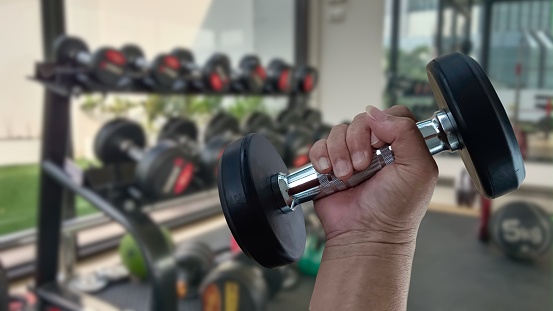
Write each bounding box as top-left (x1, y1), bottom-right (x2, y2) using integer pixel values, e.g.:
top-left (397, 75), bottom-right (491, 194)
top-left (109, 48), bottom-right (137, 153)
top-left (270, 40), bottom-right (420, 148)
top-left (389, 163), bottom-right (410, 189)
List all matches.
top-left (314, 0), bottom-right (386, 124)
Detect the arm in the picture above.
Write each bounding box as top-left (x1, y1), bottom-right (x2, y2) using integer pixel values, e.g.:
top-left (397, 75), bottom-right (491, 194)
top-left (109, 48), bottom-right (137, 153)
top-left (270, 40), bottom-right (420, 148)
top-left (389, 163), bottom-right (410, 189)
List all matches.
top-left (308, 105), bottom-right (438, 310)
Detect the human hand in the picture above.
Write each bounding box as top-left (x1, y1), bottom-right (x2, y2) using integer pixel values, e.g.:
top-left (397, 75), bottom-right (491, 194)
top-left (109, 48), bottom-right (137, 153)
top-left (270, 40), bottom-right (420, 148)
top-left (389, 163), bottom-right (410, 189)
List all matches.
top-left (308, 105), bottom-right (439, 246)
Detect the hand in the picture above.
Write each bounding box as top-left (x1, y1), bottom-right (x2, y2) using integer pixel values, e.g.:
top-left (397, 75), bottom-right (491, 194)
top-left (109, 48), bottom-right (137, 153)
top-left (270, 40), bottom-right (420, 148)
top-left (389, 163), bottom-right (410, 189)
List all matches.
top-left (308, 105), bottom-right (439, 246)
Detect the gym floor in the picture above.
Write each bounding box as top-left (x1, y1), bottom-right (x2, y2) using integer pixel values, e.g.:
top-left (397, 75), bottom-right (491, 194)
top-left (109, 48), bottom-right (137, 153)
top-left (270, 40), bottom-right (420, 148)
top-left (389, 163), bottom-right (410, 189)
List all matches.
top-left (79, 209), bottom-right (550, 311)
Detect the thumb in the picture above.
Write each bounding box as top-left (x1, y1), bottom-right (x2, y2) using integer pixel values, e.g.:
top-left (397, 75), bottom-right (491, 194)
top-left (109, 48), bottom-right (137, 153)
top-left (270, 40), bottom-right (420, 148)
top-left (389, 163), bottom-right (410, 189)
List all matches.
top-left (365, 105), bottom-right (435, 171)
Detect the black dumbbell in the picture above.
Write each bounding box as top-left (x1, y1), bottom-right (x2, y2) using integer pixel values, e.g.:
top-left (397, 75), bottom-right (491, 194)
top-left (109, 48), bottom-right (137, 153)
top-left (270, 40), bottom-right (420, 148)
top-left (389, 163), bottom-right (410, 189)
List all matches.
top-left (199, 253), bottom-right (287, 311)
top-left (293, 66), bottom-right (318, 94)
top-left (94, 119), bottom-right (196, 199)
top-left (121, 44), bottom-right (186, 91)
top-left (53, 35), bottom-right (129, 87)
top-left (243, 112), bottom-right (310, 168)
top-left (171, 49), bottom-right (232, 93)
top-left (230, 55), bottom-right (267, 94)
top-left (265, 59), bottom-right (293, 94)
top-left (217, 53), bottom-right (526, 268)
top-left (301, 108), bottom-right (333, 141)
top-left (174, 241), bottom-right (215, 299)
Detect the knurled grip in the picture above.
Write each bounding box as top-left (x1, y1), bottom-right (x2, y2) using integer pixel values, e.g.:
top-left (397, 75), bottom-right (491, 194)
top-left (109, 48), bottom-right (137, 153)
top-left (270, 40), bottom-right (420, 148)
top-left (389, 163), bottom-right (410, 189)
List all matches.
top-left (315, 146), bottom-right (395, 199)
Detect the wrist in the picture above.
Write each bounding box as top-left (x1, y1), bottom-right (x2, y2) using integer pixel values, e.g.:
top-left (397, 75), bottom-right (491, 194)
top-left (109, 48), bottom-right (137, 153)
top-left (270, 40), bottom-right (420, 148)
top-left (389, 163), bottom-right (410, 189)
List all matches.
top-left (323, 230), bottom-right (417, 262)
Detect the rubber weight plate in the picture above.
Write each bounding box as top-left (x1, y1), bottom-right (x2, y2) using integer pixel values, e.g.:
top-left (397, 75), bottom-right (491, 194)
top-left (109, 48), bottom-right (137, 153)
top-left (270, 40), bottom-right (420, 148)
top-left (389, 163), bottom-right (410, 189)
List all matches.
top-left (94, 119), bottom-right (146, 163)
top-left (427, 53), bottom-right (525, 198)
top-left (200, 260), bottom-right (267, 311)
top-left (200, 134), bottom-right (235, 186)
top-left (150, 54), bottom-right (182, 88)
top-left (238, 55), bottom-right (266, 93)
top-left (53, 35), bottom-right (89, 64)
top-left (218, 134), bottom-right (306, 268)
top-left (159, 117), bottom-right (198, 143)
top-left (204, 112), bottom-right (240, 143)
top-left (89, 47), bottom-right (128, 87)
top-left (203, 53), bottom-right (231, 93)
top-left (135, 141), bottom-right (195, 199)
top-left (174, 241), bottom-right (214, 287)
top-left (283, 127), bottom-right (312, 168)
top-left (491, 201), bottom-right (552, 260)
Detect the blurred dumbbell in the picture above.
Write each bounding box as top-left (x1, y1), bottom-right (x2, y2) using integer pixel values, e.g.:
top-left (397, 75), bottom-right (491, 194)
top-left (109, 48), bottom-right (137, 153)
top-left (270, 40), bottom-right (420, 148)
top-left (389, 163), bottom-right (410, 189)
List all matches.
top-left (293, 66), bottom-right (318, 94)
top-left (174, 241), bottom-right (215, 299)
top-left (230, 55), bottom-right (267, 94)
top-left (121, 44), bottom-right (186, 91)
top-left (265, 59), bottom-right (294, 94)
top-left (54, 35), bottom-right (129, 87)
top-left (171, 49), bottom-right (232, 93)
top-left (94, 119), bottom-right (196, 199)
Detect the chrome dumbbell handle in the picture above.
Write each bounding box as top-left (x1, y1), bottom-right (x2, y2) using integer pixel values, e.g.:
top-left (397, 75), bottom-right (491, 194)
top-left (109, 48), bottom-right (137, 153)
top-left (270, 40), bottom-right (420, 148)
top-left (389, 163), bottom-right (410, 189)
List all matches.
top-left (276, 109), bottom-right (461, 213)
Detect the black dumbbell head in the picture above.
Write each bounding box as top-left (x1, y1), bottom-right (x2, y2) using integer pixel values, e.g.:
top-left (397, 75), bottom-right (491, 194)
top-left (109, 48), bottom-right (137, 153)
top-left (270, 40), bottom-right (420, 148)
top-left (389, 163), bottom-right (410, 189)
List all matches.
top-left (204, 112), bottom-right (240, 143)
top-left (171, 48), bottom-right (195, 68)
top-left (302, 108), bottom-right (322, 128)
top-left (135, 140), bottom-right (196, 199)
top-left (239, 55), bottom-right (266, 93)
top-left (242, 112), bottom-right (274, 134)
top-left (203, 53), bottom-right (231, 93)
top-left (150, 53), bottom-right (183, 88)
top-left (90, 47), bottom-right (128, 86)
top-left (427, 53), bottom-right (525, 198)
top-left (94, 118), bottom-right (146, 163)
top-left (121, 44), bottom-right (146, 73)
top-left (53, 35), bottom-right (90, 64)
top-left (266, 59), bottom-right (292, 94)
top-left (218, 134), bottom-right (305, 268)
top-left (294, 66), bottom-right (318, 93)
top-left (159, 117), bottom-right (198, 143)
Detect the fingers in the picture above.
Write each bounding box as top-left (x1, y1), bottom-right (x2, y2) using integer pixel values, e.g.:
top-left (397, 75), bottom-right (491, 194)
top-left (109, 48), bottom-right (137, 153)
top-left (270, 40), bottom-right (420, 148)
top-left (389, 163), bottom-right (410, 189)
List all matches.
top-left (365, 105), bottom-right (436, 171)
top-left (371, 105), bottom-right (418, 149)
top-left (309, 139), bottom-right (331, 174)
top-left (346, 113), bottom-right (373, 171)
top-left (326, 124), bottom-right (352, 179)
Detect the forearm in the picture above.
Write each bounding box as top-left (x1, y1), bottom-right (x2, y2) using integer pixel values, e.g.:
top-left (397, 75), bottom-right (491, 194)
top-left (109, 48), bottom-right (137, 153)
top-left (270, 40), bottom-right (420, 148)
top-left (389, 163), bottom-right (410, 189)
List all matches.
top-left (309, 233), bottom-right (416, 311)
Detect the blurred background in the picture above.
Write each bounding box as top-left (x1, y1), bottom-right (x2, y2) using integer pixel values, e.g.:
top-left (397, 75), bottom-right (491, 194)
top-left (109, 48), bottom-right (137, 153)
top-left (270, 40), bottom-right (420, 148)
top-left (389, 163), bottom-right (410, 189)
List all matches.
top-left (0, 0), bottom-right (551, 310)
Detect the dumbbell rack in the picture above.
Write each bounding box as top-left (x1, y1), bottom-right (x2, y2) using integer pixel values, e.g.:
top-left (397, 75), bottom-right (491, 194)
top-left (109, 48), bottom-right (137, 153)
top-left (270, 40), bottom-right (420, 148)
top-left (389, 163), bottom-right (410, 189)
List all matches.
top-left (32, 1), bottom-right (311, 310)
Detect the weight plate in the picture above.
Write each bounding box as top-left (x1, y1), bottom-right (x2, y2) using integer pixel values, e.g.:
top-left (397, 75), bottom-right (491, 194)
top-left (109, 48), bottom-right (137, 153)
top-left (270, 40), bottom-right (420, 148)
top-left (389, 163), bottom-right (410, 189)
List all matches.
top-left (238, 55), bottom-right (266, 93)
top-left (121, 44), bottom-right (146, 74)
top-left (294, 66), bottom-right (318, 93)
top-left (283, 127), bottom-right (312, 168)
top-left (94, 119), bottom-right (146, 164)
top-left (218, 134), bottom-right (306, 268)
top-left (203, 53), bottom-right (231, 93)
top-left (204, 112), bottom-right (240, 143)
top-left (234, 252), bottom-right (283, 299)
top-left (90, 47), bottom-right (128, 87)
top-left (200, 260), bottom-right (267, 311)
top-left (159, 117), bottom-right (199, 143)
top-left (150, 54), bottom-right (182, 88)
top-left (491, 201), bottom-right (552, 260)
top-left (136, 141), bottom-right (196, 199)
top-left (200, 134), bottom-right (234, 186)
top-left (53, 35), bottom-right (90, 64)
top-left (174, 241), bottom-right (214, 287)
top-left (242, 112), bottom-right (275, 133)
top-left (266, 59), bottom-right (292, 94)
top-left (303, 108), bottom-right (322, 127)
top-left (426, 53), bottom-right (525, 198)
top-left (259, 129), bottom-right (286, 159)
top-left (276, 110), bottom-right (302, 134)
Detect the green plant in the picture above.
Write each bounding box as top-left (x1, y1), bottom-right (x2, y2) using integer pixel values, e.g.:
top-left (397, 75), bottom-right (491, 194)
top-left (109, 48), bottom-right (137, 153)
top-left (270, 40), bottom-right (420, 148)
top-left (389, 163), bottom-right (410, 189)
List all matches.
top-left (80, 95), bottom-right (105, 114)
top-left (227, 96), bottom-right (263, 120)
top-left (104, 97), bottom-right (136, 117)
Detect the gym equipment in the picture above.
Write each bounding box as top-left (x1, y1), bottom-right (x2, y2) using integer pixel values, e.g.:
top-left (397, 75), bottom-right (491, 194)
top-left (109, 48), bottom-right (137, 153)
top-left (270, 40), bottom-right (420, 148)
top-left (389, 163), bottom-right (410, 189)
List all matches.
top-left (53, 35), bottom-right (129, 87)
top-left (200, 259), bottom-right (272, 311)
top-left (241, 112), bottom-right (288, 162)
top-left (174, 241), bottom-right (215, 299)
top-left (491, 201), bottom-right (552, 260)
top-left (293, 65), bottom-right (318, 94)
top-left (265, 59), bottom-right (293, 94)
top-left (121, 44), bottom-right (185, 90)
top-left (231, 55), bottom-right (267, 93)
top-left (454, 168), bottom-right (478, 207)
top-left (234, 252), bottom-right (284, 299)
top-left (172, 49), bottom-right (232, 93)
top-left (274, 110), bottom-right (312, 167)
top-left (302, 108), bottom-right (332, 141)
top-left (203, 112), bottom-right (241, 144)
top-left (69, 273), bottom-right (108, 293)
top-left (94, 119), bottom-right (195, 199)
top-left (119, 228), bottom-right (174, 279)
top-left (217, 52), bottom-right (526, 268)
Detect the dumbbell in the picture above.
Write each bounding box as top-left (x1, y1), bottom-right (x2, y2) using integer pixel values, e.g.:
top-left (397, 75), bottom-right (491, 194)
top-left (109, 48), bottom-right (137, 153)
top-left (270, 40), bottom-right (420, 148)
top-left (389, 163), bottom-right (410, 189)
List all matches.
top-left (302, 108), bottom-right (333, 141)
top-left (293, 65), bottom-right (318, 94)
top-left (121, 44), bottom-right (186, 91)
top-left (171, 49), bottom-right (232, 93)
top-left (243, 112), bottom-right (310, 168)
top-left (217, 52), bottom-right (526, 268)
top-left (94, 119), bottom-right (196, 199)
top-left (174, 241), bottom-right (215, 299)
top-left (491, 201), bottom-right (552, 260)
top-left (53, 35), bottom-right (129, 87)
top-left (199, 253), bottom-right (286, 311)
top-left (230, 55), bottom-right (267, 93)
top-left (265, 59), bottom-right (294, 94)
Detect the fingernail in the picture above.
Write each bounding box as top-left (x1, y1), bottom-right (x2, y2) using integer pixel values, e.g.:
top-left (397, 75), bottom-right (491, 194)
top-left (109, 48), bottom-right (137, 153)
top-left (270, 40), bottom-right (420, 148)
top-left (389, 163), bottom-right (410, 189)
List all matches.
top-left (366, 105), bottom-right (388, 122)
top-left (371, 132), bottom-right (380, 145)
top-left (334, 160), bottom-right (350, 178)
top-left (318, 157), bottom-right (330, 171)
top-left (351, 151), bottom-right (366, 167)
